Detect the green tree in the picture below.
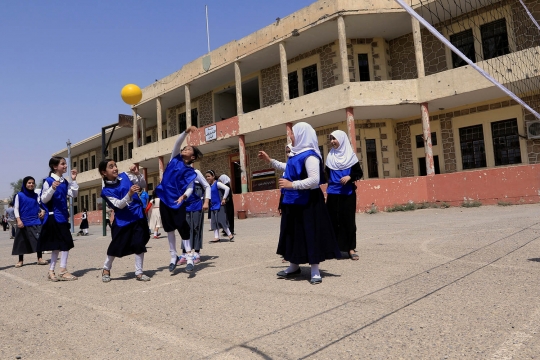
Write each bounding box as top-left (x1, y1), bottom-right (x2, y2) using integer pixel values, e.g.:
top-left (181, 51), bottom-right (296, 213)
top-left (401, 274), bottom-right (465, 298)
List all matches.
top-left (9, 178), bottom-right (23, 202)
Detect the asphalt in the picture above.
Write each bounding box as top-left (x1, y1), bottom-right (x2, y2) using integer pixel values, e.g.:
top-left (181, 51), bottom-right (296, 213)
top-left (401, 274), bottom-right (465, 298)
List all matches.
top-left (1, 204), bottom-right (540, 359)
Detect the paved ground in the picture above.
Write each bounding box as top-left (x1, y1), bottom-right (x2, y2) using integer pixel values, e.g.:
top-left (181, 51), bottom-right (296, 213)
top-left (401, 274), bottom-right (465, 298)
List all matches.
top-left (1, 205), bottom-right (540, 359)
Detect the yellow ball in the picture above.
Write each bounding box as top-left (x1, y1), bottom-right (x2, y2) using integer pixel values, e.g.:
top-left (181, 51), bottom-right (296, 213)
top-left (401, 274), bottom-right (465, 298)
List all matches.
top-left (121, 84), bottom-right (143, 105)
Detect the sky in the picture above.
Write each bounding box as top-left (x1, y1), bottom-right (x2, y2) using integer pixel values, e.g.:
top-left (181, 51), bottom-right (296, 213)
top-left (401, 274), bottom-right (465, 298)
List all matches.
top-left (0, 0), bottom-right (314, 199)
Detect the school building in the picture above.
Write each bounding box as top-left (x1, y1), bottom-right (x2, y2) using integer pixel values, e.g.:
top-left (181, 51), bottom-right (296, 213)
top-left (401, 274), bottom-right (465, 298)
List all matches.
top-left (52, 0), bottom-right (540, 224)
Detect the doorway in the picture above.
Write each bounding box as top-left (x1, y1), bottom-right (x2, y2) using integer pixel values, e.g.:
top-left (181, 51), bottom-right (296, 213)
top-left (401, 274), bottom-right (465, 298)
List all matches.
top-left (229, 153), bottom-right (243, 194)
top-left (365, 139), bottom-right (379, 178)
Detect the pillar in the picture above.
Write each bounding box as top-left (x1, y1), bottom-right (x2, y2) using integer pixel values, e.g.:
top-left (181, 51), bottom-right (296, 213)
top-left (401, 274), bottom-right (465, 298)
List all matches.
top-left (132, 108), bottom-right (138, 149)
top-left (337, 16), bottom-right (349, 84)
top-left (142, 167), bottom-right (148, 189)
top-left (156, 97), bottom-right (163, 141)
top-left (412, 17), bottom-right (425, 78)
top-left (185, 84), bottom-right (192, 128)
top-left (238, 135), bottom-right (248, 193)
top-left (140, 118), bottom-right (147, 145)
top-left (158, 156), bottom-right (164, 181)
top-left (279, 42), bottom-right (289, 101)
top-left (421, 103), bottom-right (435, 175)
top-left (286, 122), bottom-right (293, 145)
top-left (234, 61), bottom-right (243, 115)
top-left (346, 107), bottom-right (357, 152)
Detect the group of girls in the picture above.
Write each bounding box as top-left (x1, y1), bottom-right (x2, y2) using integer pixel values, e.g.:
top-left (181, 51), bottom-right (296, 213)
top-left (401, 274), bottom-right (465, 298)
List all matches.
top-left (258, 122), bottom-right (361, 284)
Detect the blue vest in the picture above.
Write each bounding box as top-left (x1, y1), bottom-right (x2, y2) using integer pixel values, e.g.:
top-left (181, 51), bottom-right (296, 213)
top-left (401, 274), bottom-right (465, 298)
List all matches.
top-left (17, 191), bottom-right (41, 226)
top-left (282, 150), bottom-right (324, 205)
top-left (327, 168), bottom-right (354, 195)
top-left (154, 155), bottom-right (197, 209)
top-left (185, 182), bottom-right (204, 212)
top-left (42, 177), bottom-right (69, 223)
top-left (101, 173), bottom-right (144, 227)
top-left (210, 182), bottom-right (221, 211)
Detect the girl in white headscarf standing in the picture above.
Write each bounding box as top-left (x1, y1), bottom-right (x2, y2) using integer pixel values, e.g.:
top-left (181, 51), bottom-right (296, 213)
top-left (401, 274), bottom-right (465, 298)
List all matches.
top-left (325, 130), bottom-right (363, 260)
top-left (218, 174), bottom-right (235, 235)
top-left (258, 122), bottom-right (341, 284)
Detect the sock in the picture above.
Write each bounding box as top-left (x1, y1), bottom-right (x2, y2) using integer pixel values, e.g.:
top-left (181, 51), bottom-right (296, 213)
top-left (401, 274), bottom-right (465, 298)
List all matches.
top-left (37, 251), bottom-right (42, 259)
top-left (83, 229), bottom-right (88, 234)
top-left (310, 264), bottom-right (321, 278)
top-left (49, 250), bottom-right (60, 271)
top-left (182, 239), bottom-right (192, 252)
top-left (224, 228), bottom-right (232, 236)
top-left (60, 251), bottom-right (69, 269)
top-left (214, 229), bottom-right (219, 239)
top-left (187, 252), bottom-right (194, 265)
top-left (167, 231), bottom-right (177, 263)
top-left (286, 263), bottom-right (300, 273)
top-left (103, 255), bottom-right (115, 270)
top-left (154, 231), bottom-right (158, 236)
top-left (135, 253), bottom-right (144, 275)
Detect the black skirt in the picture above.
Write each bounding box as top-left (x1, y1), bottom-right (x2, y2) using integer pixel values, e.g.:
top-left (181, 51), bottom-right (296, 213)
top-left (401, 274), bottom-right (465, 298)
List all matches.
top-left (37, 216), bottom-right (74, 252)
top-left (12, 225), bottom-right (41, 255)
top-left (277, 188), bottom-right (341, 264)
top-left (326, 192), bottom-right (357, 252)
top-left (183, 210), bottom-right (204, 250)
top-left (108, 219), bottom-right (150, 257)
top-left (159, 201), bottom-right (187, 233)
top-left (80, 218), bottom-right (89, 230)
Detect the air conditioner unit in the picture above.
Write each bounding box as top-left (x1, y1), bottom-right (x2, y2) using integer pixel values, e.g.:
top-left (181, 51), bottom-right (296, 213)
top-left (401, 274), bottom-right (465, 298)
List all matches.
top-left (526, 120), bottom-right (540, 139)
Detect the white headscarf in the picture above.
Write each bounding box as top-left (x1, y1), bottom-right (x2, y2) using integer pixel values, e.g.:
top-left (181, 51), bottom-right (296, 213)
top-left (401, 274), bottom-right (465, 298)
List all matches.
top-left (290, 122), bottom-right (321, 158)
top-left (325, 130), bottom-right (359, 170)
top-left (218, 174), bottom-right (231, 184)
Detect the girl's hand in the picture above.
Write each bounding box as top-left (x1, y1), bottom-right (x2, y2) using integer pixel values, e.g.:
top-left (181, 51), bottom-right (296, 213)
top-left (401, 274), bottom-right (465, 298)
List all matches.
top-left (185, 126), bottom-right (198, 134)
top-left (340, 175), bottom-right (351, 185)
top-left (51, 181), bottom-right (61, 190)
top-left (128, 185), bottom-right (140, 197)
top-left (38, 210), bottom-right (45, 219)
top-left (175, 194), bottom-right (187, 204)
top-left (202, 199), bottom-right (209, 211)
top-left (221, 199), bottom-right (226, 206)
top-left (129, 164), bottom-right (140, 175)
top-left (17, 218), bottom-right (24, 228)
top-left (258, 151), bottom-right (271, 163)
top-left (71, 169), bottom-right (78, 180)
top-left (278, 178), bottom-right (293, 189)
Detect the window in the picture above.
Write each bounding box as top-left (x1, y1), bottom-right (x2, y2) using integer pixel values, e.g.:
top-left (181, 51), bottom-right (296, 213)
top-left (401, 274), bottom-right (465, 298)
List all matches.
top-left (459, 124), bottom-right (486, 169)
top-left (358, 54), bottom-right (370, 81)
top-left (113, 147), bottom-right (118, 162)
top-left (481, 19), bottom-right (509, 60)
top-left (415, 132), bottom-right (438, 148)
top-left (148, 183), bottom-right (154, 191)
top-left (84, 158), bottom-right (88, 172)
top-left (128, 142), bottom-right (133, 159)
top-left (91, 155), bottom-right (96, 169)
top-left (302, 64), bottom-right (319, 95)
top-left (288, 71), bottom-right (299, 99)
top-left (178, 112), bottom-right (187, 133)
top-left (92, 194), bottom-right (96, 211)
top-left (162, 130), bottom-right (167, 139)
top-left (85, 195), bottom-right (89, 211)
top-left (79, 160), bottom-right (83, 172)
top-left (418, 156), bottom-right (441, 176)
top-left (450, 29), bottom-right (475, 68)
top-left (491, 118), bottom-right (521, 166)
top-left (146, 136), bottom-right (151, 144)
top-left (73, 161), bottom-right (76, 169)
top-left (119, 146), bottom-right (124, 162)
top-left (191, 108), bottom-right (198, 128)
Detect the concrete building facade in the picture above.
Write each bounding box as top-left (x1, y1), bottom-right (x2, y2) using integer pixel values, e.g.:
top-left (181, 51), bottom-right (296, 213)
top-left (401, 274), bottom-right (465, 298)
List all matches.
top-left (53, 0), bottom-right (540, 222)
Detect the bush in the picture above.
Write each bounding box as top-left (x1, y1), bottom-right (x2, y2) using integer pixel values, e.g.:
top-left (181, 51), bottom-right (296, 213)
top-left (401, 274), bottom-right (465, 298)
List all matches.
top-left (461, 200), bottom-right (482, 208)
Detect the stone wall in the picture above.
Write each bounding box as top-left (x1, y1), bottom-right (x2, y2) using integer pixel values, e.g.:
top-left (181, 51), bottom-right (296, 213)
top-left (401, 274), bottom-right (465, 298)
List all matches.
top-left (524, 94), bottom-right (540, 163)
top-left (193, 91), bottom-right (213, 127)
top-left (511, 0), bottom-right (540, 51)
top-left (261, 64), bottom-right (281, 107)
top-left (247, 138), bottom-right (288, 179)
top-left (422, 28), bottom-right (448, 76)
top-left (199, 149), bottom-right (239, 181)
top-left (287, 41), bottom-right (338, 89)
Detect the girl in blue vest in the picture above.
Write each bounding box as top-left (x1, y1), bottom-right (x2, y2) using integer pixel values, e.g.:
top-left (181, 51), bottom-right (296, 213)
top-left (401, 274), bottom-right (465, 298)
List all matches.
top-left (205, 170), bottom-right (234, 243)
top-left (178, 168), bottom-right (210, 268)
top-left (154, 126), bottom-right (200, 273)
top-left (99, 160), bottom-right (150, 282)
top-left (326, 130), bottom-right (363, 261)
top-left (38, 156), bottom-right (79, 282)
top-left (258, 122), bottom-right (340, 284)
top-left (12, 176), bottom-right (47, 267)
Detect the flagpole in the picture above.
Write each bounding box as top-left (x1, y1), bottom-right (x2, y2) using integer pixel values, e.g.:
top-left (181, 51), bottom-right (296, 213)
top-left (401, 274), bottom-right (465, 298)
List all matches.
top-left (205, 5), bottom-right (210, 53)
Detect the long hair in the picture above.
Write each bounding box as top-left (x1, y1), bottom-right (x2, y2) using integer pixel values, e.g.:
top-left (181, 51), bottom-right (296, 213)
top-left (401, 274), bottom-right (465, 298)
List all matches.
top-left (48, 156), bottom-right (64, 176)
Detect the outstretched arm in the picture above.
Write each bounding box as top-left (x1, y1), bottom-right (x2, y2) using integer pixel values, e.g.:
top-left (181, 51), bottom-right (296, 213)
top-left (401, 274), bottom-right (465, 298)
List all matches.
top-left (170, 126), bottom-right (198, 159)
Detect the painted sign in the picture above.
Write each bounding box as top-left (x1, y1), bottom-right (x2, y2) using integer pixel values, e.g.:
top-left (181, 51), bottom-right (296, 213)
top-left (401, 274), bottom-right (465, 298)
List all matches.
top-left (205, 125), bottom-right (217, 142)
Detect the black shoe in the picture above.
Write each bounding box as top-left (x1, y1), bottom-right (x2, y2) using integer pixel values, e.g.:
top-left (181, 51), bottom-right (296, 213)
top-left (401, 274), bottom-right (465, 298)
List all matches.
top-left (310, 276), bottom-right (322, 285)
top-left (277, 268), bottom-right (301, 279)
top-left (169, 257), bottom-right (178, 272)
top-left (185, 263), bottom-right (194, 272)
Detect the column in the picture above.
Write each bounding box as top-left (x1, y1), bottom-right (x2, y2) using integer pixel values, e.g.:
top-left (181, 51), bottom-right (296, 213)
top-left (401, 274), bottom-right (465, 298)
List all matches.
top-left (286, 122), bottom-right (293, 145)
top-left (346, 107), bottom-right (357, 152)
top-left (156, 97), bottom-right (163, 141)
top-left (238, 135), bottom-right (248, 193)
top-left (158, 156), bottom-right (164, 181)
top-left (132, 108), bottom-right (138, 149)
top-left (142, 167), bottom-right (148, 189)
top-left (234, 61), bottom-right (243, 115)
top-left (412, 17), bottom-right (425, 78)
top-left (185, 84), bottom-right (192, 128)
top-left (421, 103), bottom-right (435, 175)
top-left (337, 16), bottom-right (349, 84)
top-left (279, 42), bottom-right (289, 101)
top-left (140, 118), bottom-right (147, 145)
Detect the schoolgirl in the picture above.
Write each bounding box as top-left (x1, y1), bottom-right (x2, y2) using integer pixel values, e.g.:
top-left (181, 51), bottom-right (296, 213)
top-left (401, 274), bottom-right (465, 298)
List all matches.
top-left (77, 208), bottom-right (89, 236)
top-left (258, 122), bottom-right (341, 284)
top-left (179, 168), bottom-right (210, 268)
top-left (38, 156), bottom-right (79, 281)
top-left (326, 130), bottom-right (363, 260)
top-left (154, 126), bottom-right (199, 273)
top-left (12, 176), bottom-right (47, 267)
top-left (148, 196), bottom-right (162, 239)
top-left (99, 161), bottom-right (150, 282)
top-left (205, 170), bottom-right (234, 243)
top-left (218, 174), bottom-right (235, 235)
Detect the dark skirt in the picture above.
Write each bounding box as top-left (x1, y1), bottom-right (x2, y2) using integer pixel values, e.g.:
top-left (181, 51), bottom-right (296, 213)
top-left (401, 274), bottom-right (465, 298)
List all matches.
top-left (182, 210), bottom-right (204, 250)
top-left (277, 188), bottom-right (341, 264)
top-left (160, 201), bottom-right (187, 233)
top-left (12, 225), bottom-right (41, 255)
top-left (80, 218), bottom-right (89, 230)
top-left (37, 217), bottom-right (74, 252)
top-left (225, 198), bottom-right (235, 233)
top-left (326, 192), bottom-right (357, 252)
top-left (210, 207), bottom-right (229, 231)
top-left (108, 219), bottom-right (150, 257)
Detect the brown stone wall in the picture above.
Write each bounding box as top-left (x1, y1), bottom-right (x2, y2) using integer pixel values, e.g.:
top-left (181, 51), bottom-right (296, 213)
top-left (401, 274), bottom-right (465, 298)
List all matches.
top-left (389, 33), bottom-right (417, 80)
top-left (167, 105), bottom-right (180, 136)
top-left (199, 148), bottom-right (239, 180)
top-left (288, 41), bottom-right (337, 89)
top-left (422, 28), bottom-right (448, 76)
top-left (261, 64), bottom-right (281, 107)
top-left (439, 114), bottom-right (457, 173)
top-left (512, 0), bottom-right (540, 51)
top-left (350, 38), bottom-right (391, 81)
top-left (247, 138), bottom-right (288, 180)
top-left (396, 119), bottom-right (421, 176)
top-left (524, 94), bottom-right (540, 163)
top-left (193, 91), bottom-right (213, 127)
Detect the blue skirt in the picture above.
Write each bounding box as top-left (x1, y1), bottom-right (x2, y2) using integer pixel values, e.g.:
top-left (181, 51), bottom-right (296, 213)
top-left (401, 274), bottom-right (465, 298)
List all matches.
top-left (37, 216), bottom-right (74, 252)
top-left (108, 218), bottom-right (150, 257)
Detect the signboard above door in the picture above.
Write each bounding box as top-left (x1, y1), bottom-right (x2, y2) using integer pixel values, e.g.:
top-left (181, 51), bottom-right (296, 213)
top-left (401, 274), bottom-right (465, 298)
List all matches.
top-left (205, 125), bottom-right (217, 142)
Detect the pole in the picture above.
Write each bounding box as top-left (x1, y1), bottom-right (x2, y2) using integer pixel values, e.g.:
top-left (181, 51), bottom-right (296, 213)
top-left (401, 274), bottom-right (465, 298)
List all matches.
top-left (206, 5), bottom-right (210, 53)
top-left (66, 140), bottom-right (75, 234)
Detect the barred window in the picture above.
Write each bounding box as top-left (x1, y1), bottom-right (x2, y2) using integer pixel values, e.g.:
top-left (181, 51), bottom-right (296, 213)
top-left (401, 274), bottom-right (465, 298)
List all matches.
top-left (459, 124), bottom-right (486, 169)
top-left (491, 118), bottom-right (521, 166)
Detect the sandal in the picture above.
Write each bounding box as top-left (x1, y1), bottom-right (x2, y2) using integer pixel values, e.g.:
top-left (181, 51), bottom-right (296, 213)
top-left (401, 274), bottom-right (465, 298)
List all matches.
top-left (48, 271), bottom-right (59, 282)
top-left (136, 274), bottom-right (150, 281)
top-left (229, 236), bottom-right (235, 242)
top-left (15, 262), bottom-right (23, 268)
top-left (349, 252), bottom-right (359, 261)
top-left (102, 270), bottom-right (111, 283)
top-left (37, 259), bottom-right (48, 265)
top-left (58, 271), bottom-right (78, 281)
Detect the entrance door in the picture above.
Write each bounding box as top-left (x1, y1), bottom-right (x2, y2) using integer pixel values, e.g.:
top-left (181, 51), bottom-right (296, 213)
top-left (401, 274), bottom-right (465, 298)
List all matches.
top-left (365, 139), bottom-right (379, 178)
top-left (229, 154), bottom-right (242, 194)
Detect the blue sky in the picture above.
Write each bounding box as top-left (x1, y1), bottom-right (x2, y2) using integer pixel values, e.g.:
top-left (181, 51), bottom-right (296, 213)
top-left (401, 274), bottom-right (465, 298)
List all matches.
top-left (0, 0), bottom-right (314, 199)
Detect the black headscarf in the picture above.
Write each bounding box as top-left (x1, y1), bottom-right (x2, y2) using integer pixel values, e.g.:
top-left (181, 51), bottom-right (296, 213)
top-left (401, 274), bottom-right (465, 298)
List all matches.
top-left (21, 176), bottom-right (38, 199)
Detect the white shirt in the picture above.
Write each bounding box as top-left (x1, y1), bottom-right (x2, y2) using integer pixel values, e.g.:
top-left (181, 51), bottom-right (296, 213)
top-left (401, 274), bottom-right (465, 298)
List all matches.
top-left (104, 172), bottom-right (146, 209)
top-left (40, 173), bottom-right (79, 204)
top-left (270, 156), bottom-right (320, 190)
top-left (184, 169), bottom-right (212, 199)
